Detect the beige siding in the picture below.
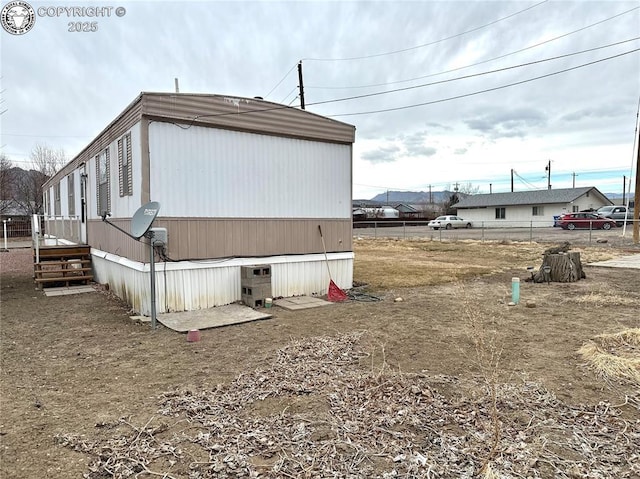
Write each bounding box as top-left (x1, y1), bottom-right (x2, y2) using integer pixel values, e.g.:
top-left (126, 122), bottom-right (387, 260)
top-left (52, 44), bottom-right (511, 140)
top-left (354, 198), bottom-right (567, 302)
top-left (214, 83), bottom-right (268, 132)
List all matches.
top-left (88, 218), bottom-right (352, 262)
top-left (141, 93), bottom-right (355, 144)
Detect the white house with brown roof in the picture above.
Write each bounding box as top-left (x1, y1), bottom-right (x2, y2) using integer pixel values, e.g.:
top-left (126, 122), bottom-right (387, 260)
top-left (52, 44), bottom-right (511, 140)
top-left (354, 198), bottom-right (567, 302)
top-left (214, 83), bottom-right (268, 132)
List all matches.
top-left (453, 187), bottom-right (613, 228)
top-left (42, 92), bottom-right (356, 314)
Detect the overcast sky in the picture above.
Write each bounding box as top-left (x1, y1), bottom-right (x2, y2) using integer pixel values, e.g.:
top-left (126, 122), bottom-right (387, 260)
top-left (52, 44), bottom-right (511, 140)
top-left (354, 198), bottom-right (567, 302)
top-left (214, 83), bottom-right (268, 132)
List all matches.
top-left (1, 0), bottom-right (639, 199)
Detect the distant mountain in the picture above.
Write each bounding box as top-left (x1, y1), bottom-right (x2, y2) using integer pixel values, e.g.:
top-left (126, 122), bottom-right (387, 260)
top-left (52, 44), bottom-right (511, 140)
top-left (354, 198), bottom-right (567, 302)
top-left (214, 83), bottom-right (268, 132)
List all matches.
top-left (369, 190), bottom-right (456, 204)
top-left (604, 192), bottom-right (635, 201)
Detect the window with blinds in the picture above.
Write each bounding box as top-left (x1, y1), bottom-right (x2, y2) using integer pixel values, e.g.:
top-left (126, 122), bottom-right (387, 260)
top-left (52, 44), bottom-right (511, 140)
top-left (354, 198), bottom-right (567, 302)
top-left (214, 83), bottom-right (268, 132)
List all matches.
top-left (96, 148), bottom-right (110, 216)
top-left (68, 174), bottom-right (75, 216)
top-left (118, 133), bottom-right (133, 197)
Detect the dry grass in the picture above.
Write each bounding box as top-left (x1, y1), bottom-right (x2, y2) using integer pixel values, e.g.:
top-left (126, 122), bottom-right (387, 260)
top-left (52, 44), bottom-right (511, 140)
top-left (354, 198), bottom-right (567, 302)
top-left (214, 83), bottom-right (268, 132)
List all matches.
top-left (572, 291), bottom-right (639, 307)
top-left (578, 329), bottom-right (640, 386)
top-left (352, 238), bottom-right (620, 290)
top-left (56, 333), bottom-right (640, 478)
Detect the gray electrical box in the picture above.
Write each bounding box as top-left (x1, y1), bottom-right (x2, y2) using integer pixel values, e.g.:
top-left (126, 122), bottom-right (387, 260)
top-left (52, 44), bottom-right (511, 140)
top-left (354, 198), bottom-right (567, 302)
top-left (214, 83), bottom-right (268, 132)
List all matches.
top-left (149, 227), bottom-right (168, 246)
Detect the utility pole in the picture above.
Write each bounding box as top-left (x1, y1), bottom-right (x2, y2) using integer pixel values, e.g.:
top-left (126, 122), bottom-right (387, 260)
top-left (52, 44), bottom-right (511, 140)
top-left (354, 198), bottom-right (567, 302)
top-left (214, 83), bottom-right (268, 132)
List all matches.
top-left (634, 126), bottom-right (640, 243)
top-left (571, 172), bottom-right (577, 188)
top-left (297, 61), bottom-right (305, 110)
top-left (622, 175), bottom-right (626, 205)
top-left (511, 169), bottom-right (514, 192)
top-left (429, 185), bottom-right (432, 204)
top-left (545, 160), bottom-right (551, 190)
top-left (489, 183), bottom-right (492, 194)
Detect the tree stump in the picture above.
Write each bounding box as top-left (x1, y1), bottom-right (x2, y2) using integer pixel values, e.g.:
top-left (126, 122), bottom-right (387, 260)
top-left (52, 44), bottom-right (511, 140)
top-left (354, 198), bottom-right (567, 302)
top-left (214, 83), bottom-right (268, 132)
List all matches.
top-left (532, 252), bottom-right (585, 283)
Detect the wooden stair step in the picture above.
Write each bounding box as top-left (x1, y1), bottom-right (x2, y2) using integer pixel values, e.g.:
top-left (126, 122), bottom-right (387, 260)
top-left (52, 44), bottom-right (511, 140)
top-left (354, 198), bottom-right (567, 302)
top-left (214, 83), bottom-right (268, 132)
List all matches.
top-left (35, 260), bottom-right (92, 267)
top-left (35, 275), bottom-right (94, 283)
top-left (35, 267), bottom-right (93, 274)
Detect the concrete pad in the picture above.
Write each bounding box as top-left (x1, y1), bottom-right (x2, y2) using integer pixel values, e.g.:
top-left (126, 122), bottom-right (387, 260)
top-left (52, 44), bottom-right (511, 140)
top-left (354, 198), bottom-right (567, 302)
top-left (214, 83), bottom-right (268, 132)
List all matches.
top-left (130, 315), bottom-right (151, 323)
top-left (157, 303), bottom-right (272, 332)
top-left (44, 285), bottom-right (95, 296)
top-left (274, 296), bottom-right (333, 311)
top-left (587, 254), bottom-right (640, 270)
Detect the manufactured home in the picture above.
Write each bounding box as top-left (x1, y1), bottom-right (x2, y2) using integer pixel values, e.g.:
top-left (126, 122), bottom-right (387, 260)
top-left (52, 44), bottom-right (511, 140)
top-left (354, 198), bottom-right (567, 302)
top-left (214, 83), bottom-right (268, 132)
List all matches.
top-left (42, 92), bottom-right (356, 314)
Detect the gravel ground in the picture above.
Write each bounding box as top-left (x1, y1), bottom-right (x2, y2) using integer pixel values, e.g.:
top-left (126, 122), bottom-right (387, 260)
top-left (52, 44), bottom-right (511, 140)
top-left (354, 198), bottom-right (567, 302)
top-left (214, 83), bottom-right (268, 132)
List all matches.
top-left (0, 248), bottom-right (33, 275)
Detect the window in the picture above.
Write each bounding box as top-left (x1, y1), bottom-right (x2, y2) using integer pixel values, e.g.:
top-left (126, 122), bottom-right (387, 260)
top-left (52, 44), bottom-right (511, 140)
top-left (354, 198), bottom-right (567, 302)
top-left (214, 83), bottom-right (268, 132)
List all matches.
top-left (532, 206), bottom-right (544, 216)
top-left (67, 174), bottom-right (75, 216)
top-left (495, 207), bottom-right (506, 219)
top-left (96, 148), bottom-right (110, 215)
top-left (54, 182), bottom-right (61, 216)
top-left (572, 205), bottom-right (579, 212)
top-left (118, 133), bottom-right (132, 196)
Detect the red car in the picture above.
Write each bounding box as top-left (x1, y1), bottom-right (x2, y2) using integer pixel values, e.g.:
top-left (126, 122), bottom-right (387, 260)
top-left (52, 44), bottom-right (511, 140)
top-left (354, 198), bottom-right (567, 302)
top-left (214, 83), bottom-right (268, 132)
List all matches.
top-left (558, 212), bottom-right (616, 230)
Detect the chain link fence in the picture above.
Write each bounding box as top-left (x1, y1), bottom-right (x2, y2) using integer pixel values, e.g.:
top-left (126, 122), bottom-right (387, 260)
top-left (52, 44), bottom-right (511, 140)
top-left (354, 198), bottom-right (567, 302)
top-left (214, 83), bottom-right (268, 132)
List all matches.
top-left (353, 220), bottom-right (640, 247)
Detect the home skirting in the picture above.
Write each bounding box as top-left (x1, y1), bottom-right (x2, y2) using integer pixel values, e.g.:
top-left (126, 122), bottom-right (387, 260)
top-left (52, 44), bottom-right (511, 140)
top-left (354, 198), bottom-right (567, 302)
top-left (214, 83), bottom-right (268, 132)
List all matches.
top-left (90, 249), bottom-right (354, 315)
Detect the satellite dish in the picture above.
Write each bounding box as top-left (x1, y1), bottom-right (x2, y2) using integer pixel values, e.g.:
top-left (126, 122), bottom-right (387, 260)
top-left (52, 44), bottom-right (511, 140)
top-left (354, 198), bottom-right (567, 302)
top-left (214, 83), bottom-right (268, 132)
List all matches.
top-left (131, 201), bottom-right (160, 239)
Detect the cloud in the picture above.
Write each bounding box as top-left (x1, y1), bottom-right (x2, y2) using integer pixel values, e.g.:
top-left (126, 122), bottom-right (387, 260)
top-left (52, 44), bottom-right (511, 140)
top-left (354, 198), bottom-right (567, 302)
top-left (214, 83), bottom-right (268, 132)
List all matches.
top-left (361, 145), bottom-right (402, 164)
top-left (454, 148), bottom-right (468, 155)
top-left (464, 107), bottom-right (548, 138)
top-left (398, 131), bottom-right (438, 157)
top-left (560, 105), bottom-right (621, 123)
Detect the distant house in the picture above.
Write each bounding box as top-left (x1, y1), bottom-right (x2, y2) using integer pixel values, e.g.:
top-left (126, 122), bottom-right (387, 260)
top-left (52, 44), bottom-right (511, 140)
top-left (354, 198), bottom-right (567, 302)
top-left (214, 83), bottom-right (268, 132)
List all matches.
top-left (453, 187), bottom-right (613, 227)
top-left (42, 92), bottom-right (356, 314)
top-left (394, 203), bottom-right (420, 219)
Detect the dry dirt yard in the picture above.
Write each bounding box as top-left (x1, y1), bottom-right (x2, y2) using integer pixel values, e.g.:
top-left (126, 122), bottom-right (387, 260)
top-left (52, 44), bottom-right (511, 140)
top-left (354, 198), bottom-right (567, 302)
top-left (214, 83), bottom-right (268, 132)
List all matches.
top-left (1, 239), bottom-right (639, 478)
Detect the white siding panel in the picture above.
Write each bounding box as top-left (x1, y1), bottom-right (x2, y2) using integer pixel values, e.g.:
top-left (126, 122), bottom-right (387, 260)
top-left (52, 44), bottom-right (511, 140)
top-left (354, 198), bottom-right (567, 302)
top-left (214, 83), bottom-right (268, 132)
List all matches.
top-left (149, 122), bottom-right (351, 219)
top-left (92, 248), bottom-right (353, 315)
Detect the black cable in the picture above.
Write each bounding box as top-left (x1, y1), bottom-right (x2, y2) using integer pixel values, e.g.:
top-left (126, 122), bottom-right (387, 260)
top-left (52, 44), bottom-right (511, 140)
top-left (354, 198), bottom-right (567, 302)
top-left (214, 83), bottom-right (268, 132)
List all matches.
top-left (265, 63), bottom-right (299, 99)
top-left (278, 86), bottom-right (299, 104)
top-left (307, 6), bottom-right (640, 89)
top-left (306, 39), bottom-right (640, 107)
top-left (162, 44), bottom-right (638, 129)
top-left (303, 0), bottom-right (550, 61)
top-left (347, 290), bottom-right (382, 302)
top-left (328, 47), bottom-right (640, 118)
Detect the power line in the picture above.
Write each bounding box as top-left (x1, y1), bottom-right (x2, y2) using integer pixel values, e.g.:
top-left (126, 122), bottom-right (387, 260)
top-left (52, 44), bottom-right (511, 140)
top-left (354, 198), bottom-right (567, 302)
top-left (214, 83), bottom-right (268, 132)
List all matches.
top-left (327, 47), bottom-right (640, 118)
top-left (305, 38), bottom-right (639, 107)
top-left (164, 44), bottom-right (638, 131)
top-left (513, 170), bottom-right (540, 190)
top-left (303, 0), bottom-right (549, 61)
top-left (307, 6), bottom-right (640, 90)
top-left (93, 44), bottom-right (637, 135)
top-left (264, 63), bottom-right (298, 99)
top-left (279, 86), bottom-right (298, 104)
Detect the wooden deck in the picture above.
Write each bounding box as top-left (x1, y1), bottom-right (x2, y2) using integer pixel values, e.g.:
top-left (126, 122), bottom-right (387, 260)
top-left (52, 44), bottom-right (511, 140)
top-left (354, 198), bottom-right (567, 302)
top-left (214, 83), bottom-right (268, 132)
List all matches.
top-left (34, 245), bottom-right (93, 288)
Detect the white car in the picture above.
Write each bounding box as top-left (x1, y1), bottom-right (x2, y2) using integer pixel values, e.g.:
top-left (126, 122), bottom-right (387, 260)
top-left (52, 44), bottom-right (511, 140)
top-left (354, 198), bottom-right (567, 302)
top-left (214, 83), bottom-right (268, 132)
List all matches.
top-left (428, 215), bottom-right (472, 230)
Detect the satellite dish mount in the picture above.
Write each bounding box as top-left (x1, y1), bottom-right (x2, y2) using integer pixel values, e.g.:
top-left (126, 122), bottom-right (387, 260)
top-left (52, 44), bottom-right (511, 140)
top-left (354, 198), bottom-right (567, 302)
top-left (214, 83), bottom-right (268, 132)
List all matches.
top-left (101, 201), bottom-right (161, 328)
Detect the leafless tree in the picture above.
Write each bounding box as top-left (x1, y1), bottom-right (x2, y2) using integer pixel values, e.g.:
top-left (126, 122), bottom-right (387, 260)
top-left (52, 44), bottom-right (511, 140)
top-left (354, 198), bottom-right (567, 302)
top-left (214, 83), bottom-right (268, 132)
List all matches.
top-left (457, 182), bottom-right (481, 195)
top-left (440, 182), bottom-right (480, 215)
top-left (0, 152), bottom-right (14, 215)
top-left (13, 145), bottom-right (67, 215)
